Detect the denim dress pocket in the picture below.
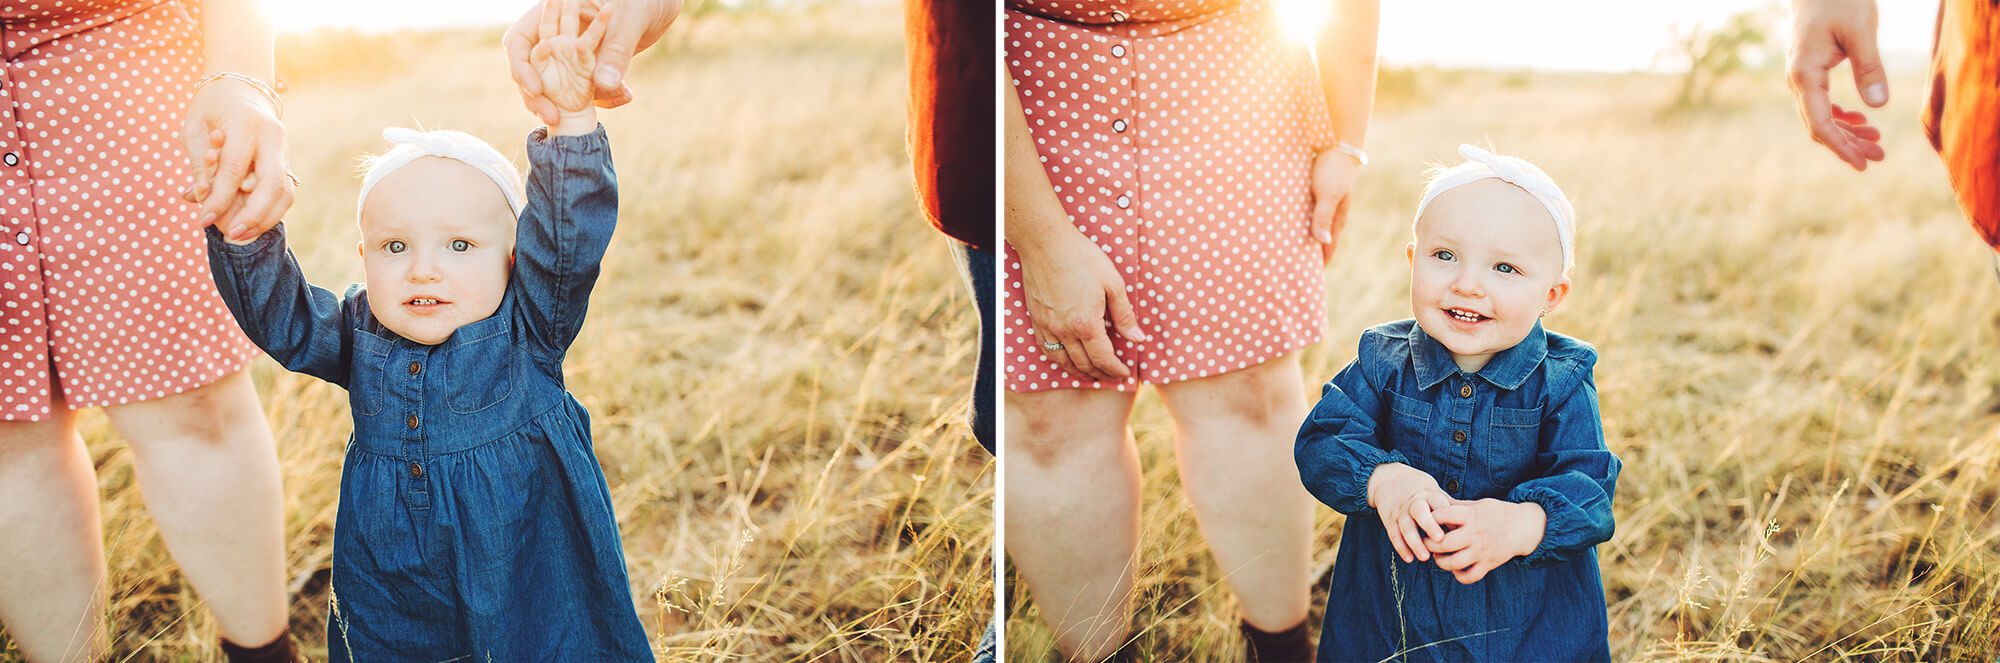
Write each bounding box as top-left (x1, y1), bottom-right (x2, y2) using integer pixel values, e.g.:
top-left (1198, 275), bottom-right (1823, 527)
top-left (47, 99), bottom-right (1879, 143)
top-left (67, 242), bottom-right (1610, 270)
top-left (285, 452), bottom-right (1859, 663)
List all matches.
top-left (441, 316), bottom-right (516, 414)
top-left (1385, 390), bottom-right (1435, 467)
top-left (1484, 403), bottom-right (1543, 487)
top-left (349, 330), bottom-right (394, 417)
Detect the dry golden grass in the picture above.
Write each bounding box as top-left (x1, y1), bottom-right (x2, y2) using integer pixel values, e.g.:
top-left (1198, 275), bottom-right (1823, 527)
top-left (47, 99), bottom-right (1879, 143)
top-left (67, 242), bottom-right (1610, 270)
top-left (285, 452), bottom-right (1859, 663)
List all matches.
top-left (1005, 69), bottom-right (2000, 660)
top-left (0, 5), bottom-right (992, 661)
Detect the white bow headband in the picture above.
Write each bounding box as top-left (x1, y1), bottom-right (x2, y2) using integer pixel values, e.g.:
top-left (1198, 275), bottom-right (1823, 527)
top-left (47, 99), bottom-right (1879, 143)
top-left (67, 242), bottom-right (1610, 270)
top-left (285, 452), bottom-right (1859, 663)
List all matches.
top-left (357, 128), bottom-right (524, 219)
top-left (1414, 144), bottom-right (1576, 275)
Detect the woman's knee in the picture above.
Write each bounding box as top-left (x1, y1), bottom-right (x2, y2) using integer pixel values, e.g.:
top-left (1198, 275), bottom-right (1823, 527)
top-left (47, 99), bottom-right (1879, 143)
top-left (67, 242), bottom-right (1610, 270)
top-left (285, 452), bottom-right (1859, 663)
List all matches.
top-left (106, 370), bottom-right (266, 447)
top-left (0, 404), bottom-right (79, 462)
top-left (1165, 355), bottom-right (1307, 430)
top-left (1004, 388), bottom-right (1134, 468)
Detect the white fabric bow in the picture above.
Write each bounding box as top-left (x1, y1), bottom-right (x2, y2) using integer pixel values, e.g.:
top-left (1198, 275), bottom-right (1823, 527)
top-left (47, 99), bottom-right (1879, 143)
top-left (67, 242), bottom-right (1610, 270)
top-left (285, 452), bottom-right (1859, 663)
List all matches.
top-left (1414, 144), bottom-right (1576, 275)
top-left (357, 128), bottom-right (524, 219)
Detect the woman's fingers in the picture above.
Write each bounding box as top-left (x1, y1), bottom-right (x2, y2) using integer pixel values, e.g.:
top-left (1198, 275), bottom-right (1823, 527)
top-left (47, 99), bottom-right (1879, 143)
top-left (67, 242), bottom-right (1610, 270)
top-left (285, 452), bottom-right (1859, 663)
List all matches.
top-left (199, 123), bottom-right (257, 226)
top-left (1075, 327), bottom-right (1130, 381)
top-left (593, 0), bottom-right (658, 91)
top-left (1834, 118), bottom-right (1881, 142)
top-left (1322, 196), bottom-right (1348, 266)
top-left (1034, 326), bottom-right (1084, 379)
top-left (504, 7), bottom-right (545, 97)
top-left (1101, 283), bottom-right (1148, 343)
top-left (592, 82), bottom-right (635, 109)
top-left (580, 1), bottom-right (612, 49)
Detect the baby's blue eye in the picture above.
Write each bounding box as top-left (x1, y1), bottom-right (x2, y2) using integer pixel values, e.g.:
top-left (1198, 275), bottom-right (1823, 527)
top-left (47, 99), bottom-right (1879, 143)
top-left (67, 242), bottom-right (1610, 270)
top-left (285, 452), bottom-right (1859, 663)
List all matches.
top-left (385, 240), bottom-right (407, 254)
top-left (1432, 249), bottom-right (1454, 261)
top-left (1495, 263), bottom-right (1517, 274)
top-left (451, 239), bottom-right (471, 252)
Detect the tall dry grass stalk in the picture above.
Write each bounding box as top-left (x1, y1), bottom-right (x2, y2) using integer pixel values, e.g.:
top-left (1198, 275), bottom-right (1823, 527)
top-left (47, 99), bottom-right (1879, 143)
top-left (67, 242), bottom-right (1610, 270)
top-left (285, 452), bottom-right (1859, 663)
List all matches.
top-left (1006, 70), bottom-right (2000, 660)
top-left (1, 5), bottom-right (992, 661)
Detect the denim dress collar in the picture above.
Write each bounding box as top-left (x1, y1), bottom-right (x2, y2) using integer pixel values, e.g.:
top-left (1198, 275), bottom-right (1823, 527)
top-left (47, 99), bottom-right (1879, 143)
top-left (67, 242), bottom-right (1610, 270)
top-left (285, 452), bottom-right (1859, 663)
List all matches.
top-left (1408, 319), bottom-right (1548, 392)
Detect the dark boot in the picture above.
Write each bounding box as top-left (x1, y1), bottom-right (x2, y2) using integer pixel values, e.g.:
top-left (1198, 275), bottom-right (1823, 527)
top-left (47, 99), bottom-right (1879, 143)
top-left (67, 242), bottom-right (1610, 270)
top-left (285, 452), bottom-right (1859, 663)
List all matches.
top-left (220, 632), bottom-right (298, 663)
top-left (1242, 617), bottom-right (1314, 662)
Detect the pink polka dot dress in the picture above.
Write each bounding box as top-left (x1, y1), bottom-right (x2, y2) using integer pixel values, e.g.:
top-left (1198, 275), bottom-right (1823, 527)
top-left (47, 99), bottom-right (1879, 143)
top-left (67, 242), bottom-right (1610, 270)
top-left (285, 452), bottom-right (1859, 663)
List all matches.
top-left (1004, 0), bottom-right (1336, 392)
top-left (1, 0), bottom-right (258, 421)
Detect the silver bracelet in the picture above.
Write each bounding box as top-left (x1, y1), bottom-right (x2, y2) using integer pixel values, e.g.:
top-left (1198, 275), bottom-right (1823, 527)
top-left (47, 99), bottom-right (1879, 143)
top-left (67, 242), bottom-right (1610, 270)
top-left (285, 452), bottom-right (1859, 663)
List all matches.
top-left (195, 71), bottom-right (283, 119)
top-left (1334, 140), bottom-right (1368, 167)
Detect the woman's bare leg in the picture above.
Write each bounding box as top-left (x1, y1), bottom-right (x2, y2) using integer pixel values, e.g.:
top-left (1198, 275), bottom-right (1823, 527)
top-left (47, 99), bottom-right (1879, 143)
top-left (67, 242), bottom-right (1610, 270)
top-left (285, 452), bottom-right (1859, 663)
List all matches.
top-left (1155, 354), bottom-right (1315, 632)
top-left (1006, 387), bottom-right (1141, 662)
top-left (104, 369), bottom-right (287, 646)
top-left (0, 399), bottom-right (107, 662)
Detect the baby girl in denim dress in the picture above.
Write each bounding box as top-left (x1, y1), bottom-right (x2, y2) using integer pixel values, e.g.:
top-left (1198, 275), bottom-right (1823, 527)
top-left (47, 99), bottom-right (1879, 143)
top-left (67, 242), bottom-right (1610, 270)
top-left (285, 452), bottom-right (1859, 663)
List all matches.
top-left (202, 11), bottom-right (649, 660)
top-left (1296, 145), bottom-right (1622, 662)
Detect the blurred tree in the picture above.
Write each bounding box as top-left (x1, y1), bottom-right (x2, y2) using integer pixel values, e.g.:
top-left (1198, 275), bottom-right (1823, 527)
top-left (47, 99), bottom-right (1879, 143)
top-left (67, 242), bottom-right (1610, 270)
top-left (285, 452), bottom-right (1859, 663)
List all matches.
top-left (1662, 6), bottom-right (1780, 109)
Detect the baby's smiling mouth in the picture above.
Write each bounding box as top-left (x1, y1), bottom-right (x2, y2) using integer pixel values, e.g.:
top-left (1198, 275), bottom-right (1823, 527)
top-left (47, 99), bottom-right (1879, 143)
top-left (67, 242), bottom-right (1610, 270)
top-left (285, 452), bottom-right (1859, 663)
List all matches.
top-left (1445, 307), bottom-right (1489, 324)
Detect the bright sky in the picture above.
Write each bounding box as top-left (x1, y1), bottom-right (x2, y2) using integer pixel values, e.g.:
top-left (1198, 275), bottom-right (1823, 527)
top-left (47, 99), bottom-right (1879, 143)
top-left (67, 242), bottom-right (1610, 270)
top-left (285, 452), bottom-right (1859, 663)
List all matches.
top-left (272, 0), bottom-right (1943, 73)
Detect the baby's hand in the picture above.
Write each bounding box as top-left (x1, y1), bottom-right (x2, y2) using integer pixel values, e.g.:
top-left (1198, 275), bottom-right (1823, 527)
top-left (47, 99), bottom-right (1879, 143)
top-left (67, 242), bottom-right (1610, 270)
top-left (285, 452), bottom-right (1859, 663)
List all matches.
top-left (529, 0), bottom-right (613, 115)
top-left (1366, 462), bottom-right (1454, 564)
top-left (1425, 498), bottom-right (1547, 584)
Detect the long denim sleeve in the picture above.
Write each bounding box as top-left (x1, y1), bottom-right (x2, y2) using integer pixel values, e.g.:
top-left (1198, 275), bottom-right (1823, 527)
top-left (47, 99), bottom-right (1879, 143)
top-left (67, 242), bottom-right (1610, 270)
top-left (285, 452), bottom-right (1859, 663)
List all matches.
top-left (513, 125), bottom-right (617, 365)
top-left (204, 223), bottom-right (356, 387)
top-left (1509, 375), bottom-right (1621, 567)
top-left (1296, 356), bottom-right (1408, 516)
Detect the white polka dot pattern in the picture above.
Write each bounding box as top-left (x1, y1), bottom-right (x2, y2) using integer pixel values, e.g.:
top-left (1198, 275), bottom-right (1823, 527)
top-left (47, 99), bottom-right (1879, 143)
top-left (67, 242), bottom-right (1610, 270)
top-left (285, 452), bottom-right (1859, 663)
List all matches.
top-left (1003, 0), bottom-right (1335, 393)
top-left (1, 0), bottom-right (258, 421)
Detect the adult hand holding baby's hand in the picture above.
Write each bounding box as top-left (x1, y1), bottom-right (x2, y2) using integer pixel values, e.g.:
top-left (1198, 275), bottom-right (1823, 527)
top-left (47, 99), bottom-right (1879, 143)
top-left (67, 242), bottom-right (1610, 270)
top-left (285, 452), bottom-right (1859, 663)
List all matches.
top-left (1366, 462), bottom-right (1453, 564)
top-left (506, 0), bottom-right (680, 124)
top-left (530, 0), bottom-right (612, 114)
top-left (1425, 498), bottom-right (1547, 585)
top-left (181, 74), bottom-right (293, 242)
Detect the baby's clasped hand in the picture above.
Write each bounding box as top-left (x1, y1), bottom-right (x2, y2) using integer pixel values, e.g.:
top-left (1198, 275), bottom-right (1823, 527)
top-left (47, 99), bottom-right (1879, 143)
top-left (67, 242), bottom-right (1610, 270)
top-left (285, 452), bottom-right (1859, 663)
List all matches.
top-left (1365, 462), bottom-right (1453, 564)
top-left (1424, 498), bottom-right (1547, 585)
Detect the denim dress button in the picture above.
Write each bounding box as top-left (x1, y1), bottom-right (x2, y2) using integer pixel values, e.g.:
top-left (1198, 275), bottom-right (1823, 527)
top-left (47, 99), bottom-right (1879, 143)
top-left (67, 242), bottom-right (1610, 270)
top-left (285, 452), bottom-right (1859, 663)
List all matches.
top-left (1445, 478), bottom-right (1460, 493)
top-left (1459, 384), bottom-right (1472, 398)
top-left (1452, 429), bottom-right (1467, 443)
top-left (408, 361), bottom-right (421, 375)
top-left (406, 414), bottom-right (420, 429)
top-left (409, 462), bottom-right (423, 479)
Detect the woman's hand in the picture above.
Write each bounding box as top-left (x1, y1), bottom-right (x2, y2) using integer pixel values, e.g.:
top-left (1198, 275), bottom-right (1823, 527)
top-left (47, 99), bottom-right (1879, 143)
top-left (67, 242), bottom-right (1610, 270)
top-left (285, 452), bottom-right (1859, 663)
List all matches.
top-left (1309, 147), bottom-right (1361, 266)
top-left (1366, 462), bottom-right (1452, 563)
top-left (1016, 233), bottom-right (1149, 383)
top-left (181, 77), bottom-right (292, 242)
top-left (1785, 0), bottom-right (1889, 171)
top-left (1425, 498), bottom-right (1547, 584)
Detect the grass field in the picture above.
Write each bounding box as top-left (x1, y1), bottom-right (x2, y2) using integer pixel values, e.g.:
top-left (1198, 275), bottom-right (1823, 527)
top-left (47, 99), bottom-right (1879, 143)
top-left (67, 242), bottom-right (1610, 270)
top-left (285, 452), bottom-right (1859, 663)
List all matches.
top-left (1003, 67), bottom-right (2000, 660)
top-left (0, 5), bottom-right (994, 661)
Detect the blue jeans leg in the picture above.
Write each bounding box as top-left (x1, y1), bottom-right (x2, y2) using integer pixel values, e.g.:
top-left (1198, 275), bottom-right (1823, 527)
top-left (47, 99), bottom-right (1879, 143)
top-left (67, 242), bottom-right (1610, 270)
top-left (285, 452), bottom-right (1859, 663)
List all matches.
top-left (952, 241), bottom-right (996, 454)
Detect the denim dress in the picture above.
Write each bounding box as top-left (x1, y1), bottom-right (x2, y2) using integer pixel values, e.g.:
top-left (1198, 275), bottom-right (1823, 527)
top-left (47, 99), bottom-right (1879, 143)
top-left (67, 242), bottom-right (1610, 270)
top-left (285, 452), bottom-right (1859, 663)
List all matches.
top-left (1295, 320), bottom-right (1620, 662)
top-left (205, 127), bottom-right (651, 661)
